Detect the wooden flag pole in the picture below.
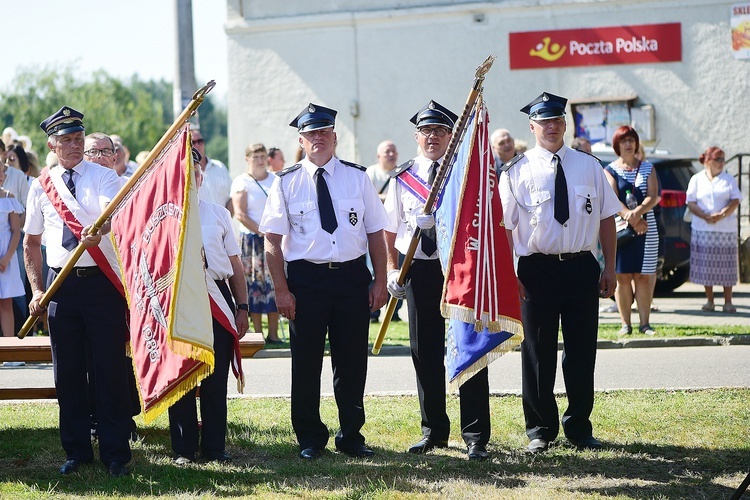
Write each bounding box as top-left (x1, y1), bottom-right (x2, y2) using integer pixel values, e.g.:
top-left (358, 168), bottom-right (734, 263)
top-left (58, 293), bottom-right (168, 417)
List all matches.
top-left (371, 57), bottom-right (495, 355)
top-left (17, 81), bottom-right (215, 339)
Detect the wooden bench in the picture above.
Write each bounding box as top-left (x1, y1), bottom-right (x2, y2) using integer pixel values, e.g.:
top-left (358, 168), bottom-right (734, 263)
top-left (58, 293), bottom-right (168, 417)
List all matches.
top-left (0, 332), bottom-right (265, 400)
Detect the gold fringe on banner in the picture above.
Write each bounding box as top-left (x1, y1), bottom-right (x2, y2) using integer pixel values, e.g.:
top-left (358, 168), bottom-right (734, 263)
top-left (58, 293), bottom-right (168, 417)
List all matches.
top-left (441, 303), bottom-right (525, 335)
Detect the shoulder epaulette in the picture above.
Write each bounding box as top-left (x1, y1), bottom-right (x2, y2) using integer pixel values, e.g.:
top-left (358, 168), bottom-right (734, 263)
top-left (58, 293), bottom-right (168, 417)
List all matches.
top-left (573, 148), bottom-right (602, 163)
top-left (340, 159), bottom-right (366, 171)
top-left (278, 163), bottom-right (302, 177)
top-left (499, 153), bottom-right (524, 173)
top-left (390, 159), bottom-right (415, 178)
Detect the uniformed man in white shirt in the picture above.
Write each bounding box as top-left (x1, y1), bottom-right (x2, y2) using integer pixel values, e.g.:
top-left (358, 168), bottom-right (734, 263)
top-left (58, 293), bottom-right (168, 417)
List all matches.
top-left (25, 106), bottom-right (132, 477)
top-left (259, 103), bottom-right (388, 460)
top-left (384, 100), bottom-right (492, 461)
top-left (168, 155), bottom-right (249, 465)
top-left (499, 92), bottom-right (620, 454)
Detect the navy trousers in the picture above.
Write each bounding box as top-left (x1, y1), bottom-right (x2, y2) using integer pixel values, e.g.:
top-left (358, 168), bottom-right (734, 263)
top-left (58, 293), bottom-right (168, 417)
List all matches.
top-left (406, 259), bottom-right (490, 446)
top-left (48, 271), bottom-right (131, 466)
top-left (517, 253), bottom-right (600, 442)
top-left (286, 258), bottom-right (371, 453)
top-left (168, 319), bottom-right (234, 458)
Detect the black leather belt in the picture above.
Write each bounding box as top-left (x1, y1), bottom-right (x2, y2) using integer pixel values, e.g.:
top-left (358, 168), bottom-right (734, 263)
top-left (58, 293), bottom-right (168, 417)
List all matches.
top-left (51, 266), bottom-right (101, 278)
top-left (526, 251), bottom-right (590, 261)
top-left (295, 255), bottom-right (366, 270)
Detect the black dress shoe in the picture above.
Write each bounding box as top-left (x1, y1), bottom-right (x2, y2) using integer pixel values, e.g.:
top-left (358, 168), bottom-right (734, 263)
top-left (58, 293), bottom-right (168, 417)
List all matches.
top-left (108, 461), bottom-right (129, 477)
top-left (407, 437), bottom-right (449, 454)
top-left (467, 443), bottom-right (489, 461)
top-left (569, 435), bottom-right (603, 451)
top-left (204, 450), bottom-right (231, 462)
top-left (59, 459), bottom-right (87, 475)
top-left (299, 447), bottom-right (322, 460)
top-left (340, 444), bottom-right (375, 458)
top-left (526, 438), bottom-right (550, 454)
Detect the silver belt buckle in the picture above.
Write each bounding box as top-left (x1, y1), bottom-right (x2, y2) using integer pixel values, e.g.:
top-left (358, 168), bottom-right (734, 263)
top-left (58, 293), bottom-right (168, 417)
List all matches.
top-left (76, 268), bottom-right (86, 277)
top-left (328, 262), bottom-right (340, 270)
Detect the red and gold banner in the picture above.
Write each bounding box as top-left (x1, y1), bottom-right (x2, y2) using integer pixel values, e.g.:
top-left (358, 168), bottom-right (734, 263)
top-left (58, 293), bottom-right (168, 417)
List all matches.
top-left (111, 126), bottom-right (214, 423)
top-left (509, 23), bottom-right (682, 70)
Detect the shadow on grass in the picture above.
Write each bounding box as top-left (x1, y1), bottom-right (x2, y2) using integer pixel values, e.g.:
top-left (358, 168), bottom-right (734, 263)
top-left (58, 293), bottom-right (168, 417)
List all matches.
top-left (1, 422), bottom-right (749, 497)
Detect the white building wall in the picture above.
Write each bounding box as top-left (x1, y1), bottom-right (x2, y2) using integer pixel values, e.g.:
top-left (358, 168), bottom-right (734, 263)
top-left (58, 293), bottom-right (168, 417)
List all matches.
top-left (225, 0), bottom-right (748, 175)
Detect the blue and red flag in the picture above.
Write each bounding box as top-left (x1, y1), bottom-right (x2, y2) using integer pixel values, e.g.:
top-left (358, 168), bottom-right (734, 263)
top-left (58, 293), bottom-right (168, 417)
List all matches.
top-left (435, 99), bottom-right (523, 390)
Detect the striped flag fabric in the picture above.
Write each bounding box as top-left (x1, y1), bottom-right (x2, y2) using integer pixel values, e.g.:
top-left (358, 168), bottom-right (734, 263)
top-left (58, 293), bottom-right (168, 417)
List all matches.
top-left (435, 100), bottom-right (524, 390)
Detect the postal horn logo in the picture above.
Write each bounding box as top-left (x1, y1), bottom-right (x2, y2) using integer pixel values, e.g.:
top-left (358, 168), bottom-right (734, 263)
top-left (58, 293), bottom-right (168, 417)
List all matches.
top-left (530, 36), bottom-right (567, 61)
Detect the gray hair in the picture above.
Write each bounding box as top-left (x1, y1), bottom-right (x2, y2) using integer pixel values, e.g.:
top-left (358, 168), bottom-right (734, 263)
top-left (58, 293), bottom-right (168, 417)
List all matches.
top-left (85, 132), bottom-right (115, 150)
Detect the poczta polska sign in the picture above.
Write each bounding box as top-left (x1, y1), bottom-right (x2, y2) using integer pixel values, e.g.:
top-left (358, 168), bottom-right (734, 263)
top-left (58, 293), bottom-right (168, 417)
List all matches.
top-left (509, 23), bottom-right (682, 69)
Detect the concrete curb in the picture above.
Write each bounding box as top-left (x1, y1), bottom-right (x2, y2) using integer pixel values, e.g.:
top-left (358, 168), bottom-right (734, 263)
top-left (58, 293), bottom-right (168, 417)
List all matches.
top-left (254, 336), bottom-right (750, 358)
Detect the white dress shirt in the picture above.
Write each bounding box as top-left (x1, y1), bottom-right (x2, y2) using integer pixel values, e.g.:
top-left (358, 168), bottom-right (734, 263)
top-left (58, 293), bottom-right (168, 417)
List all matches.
top-left (383, 155), bottom-right (440, 260)
top-left (500, 145), bottom-right (621, 256)
top-left (24, 161), bottom-right (122, 267)
top-left (199, 200), bottom-right (241, 281)
top-left (259, 156), bottom-right (388, 263)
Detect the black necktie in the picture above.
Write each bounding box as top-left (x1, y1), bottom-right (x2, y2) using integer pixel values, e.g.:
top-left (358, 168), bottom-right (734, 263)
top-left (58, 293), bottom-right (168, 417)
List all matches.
top-left (553, 154), bottom-right (569, 225)
top-left (316, 168), bottom-right (337, 234)
top-left (62, 170), bottom-right (79, 251)
top-left (420, 162), bottom-right (438, 256)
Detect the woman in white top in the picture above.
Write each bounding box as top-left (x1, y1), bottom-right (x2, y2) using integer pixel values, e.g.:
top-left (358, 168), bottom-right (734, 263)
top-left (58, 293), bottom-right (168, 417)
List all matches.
top-left (231, 144), bottom-right (280, 342)
top-left (0, 167), bottom-right (24, 336)
top-left (686, 146), bottom-right (742, 313)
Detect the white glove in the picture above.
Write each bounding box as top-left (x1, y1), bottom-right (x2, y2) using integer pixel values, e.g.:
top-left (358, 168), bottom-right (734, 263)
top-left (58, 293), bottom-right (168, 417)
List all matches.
top-left (415, 213), bottom-right (435, 230)
top-left (387, 270), bottom-right (406, 299)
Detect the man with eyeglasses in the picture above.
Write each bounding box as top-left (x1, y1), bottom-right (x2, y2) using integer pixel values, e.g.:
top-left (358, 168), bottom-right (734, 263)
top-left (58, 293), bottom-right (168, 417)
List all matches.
top-left (259, 103), bottom-right (388, 460)
top-left (499, 92), bottom-right (620, 454)
top-left (84, 132), bottom-right (141, 439)
top-left (383, 100), bottom-right (492, 461)
top-left (84, 133), bottom-right (118, 171)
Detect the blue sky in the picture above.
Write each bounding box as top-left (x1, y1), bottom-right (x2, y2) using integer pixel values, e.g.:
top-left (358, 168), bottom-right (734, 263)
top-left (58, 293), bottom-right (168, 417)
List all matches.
top-left (2, 0), bottom-right (228, 101)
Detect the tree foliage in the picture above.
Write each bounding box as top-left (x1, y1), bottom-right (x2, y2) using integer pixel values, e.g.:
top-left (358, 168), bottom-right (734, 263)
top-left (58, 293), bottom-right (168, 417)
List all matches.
top-left (0, 65), bottom-right (227, 165)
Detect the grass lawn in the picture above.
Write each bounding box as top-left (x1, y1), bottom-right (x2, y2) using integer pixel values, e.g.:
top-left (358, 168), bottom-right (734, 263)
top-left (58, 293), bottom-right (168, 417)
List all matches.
top-left (1, 389), bottom-right (748, 498)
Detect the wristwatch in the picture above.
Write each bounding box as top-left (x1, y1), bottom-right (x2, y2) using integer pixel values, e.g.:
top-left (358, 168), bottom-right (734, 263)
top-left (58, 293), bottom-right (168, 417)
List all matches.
top-left (237, 303), bottom-right (249, 311)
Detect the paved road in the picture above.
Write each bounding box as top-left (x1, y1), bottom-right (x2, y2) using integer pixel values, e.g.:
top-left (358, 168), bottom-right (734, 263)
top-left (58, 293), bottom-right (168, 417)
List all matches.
top-left (3, 345), bottom-right (749, 398)
top-left (3, 281), bottom-right (749, 399)
top-left (239, 345), bottom-right (750, 397)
